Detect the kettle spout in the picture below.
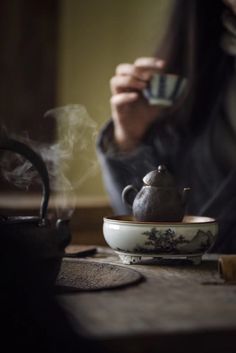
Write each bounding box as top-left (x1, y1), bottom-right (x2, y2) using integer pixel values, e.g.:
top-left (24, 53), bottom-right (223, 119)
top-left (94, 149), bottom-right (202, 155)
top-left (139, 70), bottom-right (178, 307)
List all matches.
top-left (182, 187), bottom-right (191, 205)
top-left (56, 219), bottom-right (71, 249)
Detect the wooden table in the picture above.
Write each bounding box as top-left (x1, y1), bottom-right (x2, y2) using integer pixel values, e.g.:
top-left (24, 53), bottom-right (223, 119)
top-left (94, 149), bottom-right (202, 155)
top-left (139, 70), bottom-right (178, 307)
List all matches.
top-left (58, 247), bottom-right (236, 353)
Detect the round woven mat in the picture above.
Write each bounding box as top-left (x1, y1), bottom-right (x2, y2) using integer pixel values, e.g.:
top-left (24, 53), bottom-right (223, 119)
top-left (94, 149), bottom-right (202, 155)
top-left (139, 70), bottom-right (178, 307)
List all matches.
top-left (55, 258), bottom-right (143, 292)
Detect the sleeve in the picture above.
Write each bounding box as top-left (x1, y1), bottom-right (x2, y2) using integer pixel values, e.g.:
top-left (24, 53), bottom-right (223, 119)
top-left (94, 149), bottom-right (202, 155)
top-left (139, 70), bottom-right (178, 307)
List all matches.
top-left (96, 119), bottom-right (181, 214)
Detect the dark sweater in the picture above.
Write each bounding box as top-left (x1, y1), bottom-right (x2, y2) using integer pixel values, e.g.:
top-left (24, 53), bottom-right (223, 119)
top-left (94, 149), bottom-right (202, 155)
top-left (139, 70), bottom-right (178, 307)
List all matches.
top-left (97, 10), bottom-right (236, 254)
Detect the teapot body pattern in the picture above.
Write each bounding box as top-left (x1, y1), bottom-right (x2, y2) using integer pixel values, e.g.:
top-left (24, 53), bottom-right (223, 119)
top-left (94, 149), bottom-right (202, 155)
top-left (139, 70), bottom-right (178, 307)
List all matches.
top-left (122, 165), bottom-right (190, 222)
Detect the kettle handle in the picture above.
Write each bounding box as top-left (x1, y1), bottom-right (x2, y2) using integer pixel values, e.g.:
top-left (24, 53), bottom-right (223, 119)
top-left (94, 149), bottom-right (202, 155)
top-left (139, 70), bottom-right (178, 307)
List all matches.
top-left (0, 137), bottom-right (50, 223)
top-left (121, 185), bottom-right (138, 209)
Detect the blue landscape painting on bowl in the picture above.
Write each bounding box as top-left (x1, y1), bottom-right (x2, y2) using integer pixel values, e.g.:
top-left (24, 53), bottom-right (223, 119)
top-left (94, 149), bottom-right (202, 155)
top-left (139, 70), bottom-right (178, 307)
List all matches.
top-left (130, 228), bottom-right (214, 254)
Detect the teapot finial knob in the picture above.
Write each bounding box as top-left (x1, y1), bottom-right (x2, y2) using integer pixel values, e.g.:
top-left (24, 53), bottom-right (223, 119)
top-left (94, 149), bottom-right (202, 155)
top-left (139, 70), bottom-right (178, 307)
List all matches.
top-left (143, 164), bottom-right (175, 187)
top-left (158, 164), bottom-right (167, 172)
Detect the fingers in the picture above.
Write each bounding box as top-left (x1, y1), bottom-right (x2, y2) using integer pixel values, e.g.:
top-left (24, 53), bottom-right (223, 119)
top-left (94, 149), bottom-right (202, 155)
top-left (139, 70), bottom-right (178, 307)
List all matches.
top-left (116, 58), bottom-right (165, 74)
top-left (110, 92), bottom-right (139, 108)
top-left (116, 58), bottom-right (165, 79)
top-left (134, 57), bottom-right (165, 69)
top-left (110, 75), bottom-right (146, 95)
top-left (134, 57), bottom-right (165, 80)
top-left (116, 63), bottom-right (136, 76)
top-left (111, 57), bottom-right (165, 95)
top-left (115, 63), bottom-right (150, 82)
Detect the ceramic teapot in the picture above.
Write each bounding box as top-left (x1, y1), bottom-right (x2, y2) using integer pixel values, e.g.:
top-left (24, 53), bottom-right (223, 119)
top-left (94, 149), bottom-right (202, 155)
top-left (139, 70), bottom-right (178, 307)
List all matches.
top-left (122, 165), bottom-right (190, 222)
top-left (0, 136), bottom-right (71, 290)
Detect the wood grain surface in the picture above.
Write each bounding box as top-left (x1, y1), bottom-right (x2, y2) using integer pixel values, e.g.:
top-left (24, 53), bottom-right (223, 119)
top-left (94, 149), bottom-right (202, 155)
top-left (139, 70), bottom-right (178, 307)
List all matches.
top-left (58, 247), bottom-right (236, 353)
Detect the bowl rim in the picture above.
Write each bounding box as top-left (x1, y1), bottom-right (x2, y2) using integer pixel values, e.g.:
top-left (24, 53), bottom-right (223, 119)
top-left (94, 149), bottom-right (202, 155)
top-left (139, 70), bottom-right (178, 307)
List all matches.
top-left (104, 215), bottom-right (217, 226)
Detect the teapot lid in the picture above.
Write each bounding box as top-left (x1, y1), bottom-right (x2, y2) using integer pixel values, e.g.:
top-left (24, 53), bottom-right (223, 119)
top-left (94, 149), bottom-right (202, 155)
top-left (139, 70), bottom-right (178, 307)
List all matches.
top-left (143, 165), bottom-right (176, 187)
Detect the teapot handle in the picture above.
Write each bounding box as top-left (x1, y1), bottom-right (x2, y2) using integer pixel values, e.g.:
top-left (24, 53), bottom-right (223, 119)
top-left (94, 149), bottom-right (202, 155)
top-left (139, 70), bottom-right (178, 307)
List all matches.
top-left (121, 185), bottom-right (138, 209)
top-left (0, 137), bottom-right (50, 224)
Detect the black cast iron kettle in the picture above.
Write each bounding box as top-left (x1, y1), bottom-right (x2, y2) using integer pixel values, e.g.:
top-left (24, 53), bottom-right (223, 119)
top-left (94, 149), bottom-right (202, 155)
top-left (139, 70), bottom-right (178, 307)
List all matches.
top-left (0, 136), bottom-right (71, 290)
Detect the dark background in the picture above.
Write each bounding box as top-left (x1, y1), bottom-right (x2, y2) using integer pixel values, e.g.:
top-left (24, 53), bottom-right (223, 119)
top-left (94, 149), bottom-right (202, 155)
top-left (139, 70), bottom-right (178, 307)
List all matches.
top-left (0, 0), bottom-right (59, 191)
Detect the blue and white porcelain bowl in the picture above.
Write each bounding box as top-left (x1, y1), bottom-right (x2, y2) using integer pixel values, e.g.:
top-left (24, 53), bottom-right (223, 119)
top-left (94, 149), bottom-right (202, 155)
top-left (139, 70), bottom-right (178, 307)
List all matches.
top-left (143, 73), bottom-right (187, 106)
top-left (103, 215), bottom-right (218, 265)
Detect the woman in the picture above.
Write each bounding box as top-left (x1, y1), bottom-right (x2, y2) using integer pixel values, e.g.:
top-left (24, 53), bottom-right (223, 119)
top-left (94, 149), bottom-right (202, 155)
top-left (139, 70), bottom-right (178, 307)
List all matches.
top-left (97, 0), bottom-right (236, 253)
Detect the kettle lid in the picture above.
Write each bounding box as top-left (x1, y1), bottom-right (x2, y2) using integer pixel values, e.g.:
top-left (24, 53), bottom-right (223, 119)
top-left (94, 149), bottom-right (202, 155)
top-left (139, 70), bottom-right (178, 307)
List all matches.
top-left (143, 165), bottom-right (176, 187)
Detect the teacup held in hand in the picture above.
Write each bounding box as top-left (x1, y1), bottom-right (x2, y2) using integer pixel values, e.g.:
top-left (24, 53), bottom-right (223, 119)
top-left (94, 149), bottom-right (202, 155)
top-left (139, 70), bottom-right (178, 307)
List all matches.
top-left (143, 73), bottom-right (187, 106)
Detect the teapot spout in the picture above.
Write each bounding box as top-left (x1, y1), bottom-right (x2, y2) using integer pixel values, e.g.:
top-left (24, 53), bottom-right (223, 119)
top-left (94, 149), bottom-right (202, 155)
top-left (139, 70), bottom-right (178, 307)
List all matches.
top-left (182, 187), bottom-right (191, 205)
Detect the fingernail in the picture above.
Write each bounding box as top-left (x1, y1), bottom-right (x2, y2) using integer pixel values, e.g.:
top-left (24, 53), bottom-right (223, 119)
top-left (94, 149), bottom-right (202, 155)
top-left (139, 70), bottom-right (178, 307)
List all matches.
top-left (156, 60), bottom-right (165, 68)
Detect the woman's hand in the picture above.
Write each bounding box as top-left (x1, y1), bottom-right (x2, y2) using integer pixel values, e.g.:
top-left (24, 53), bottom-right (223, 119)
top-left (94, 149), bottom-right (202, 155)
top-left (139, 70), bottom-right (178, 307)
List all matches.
top-left (110, 57), bottom-right (165, 152)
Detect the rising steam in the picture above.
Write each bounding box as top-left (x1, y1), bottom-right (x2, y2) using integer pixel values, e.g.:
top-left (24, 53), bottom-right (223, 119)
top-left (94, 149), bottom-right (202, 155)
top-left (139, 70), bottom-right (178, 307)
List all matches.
top-left (0, 104), bottom-right (99, 218)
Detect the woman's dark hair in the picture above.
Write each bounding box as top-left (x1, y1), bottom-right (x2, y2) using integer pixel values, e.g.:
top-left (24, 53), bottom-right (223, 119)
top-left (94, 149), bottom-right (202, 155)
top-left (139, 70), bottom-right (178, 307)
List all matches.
top-left (156, 0), bottom-right (234, 132)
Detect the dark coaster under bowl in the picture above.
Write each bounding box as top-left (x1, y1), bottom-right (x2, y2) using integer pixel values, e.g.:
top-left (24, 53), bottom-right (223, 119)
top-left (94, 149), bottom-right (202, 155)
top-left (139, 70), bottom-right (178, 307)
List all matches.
top-left (55, 258), bottom-right (143, 293)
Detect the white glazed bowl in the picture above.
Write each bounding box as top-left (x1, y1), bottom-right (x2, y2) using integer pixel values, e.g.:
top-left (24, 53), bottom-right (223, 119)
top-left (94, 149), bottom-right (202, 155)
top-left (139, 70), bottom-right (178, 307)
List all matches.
top-left (143, 73), bottom-right (187, 106)
top-left (103, 215), bottom-right (218, 258)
